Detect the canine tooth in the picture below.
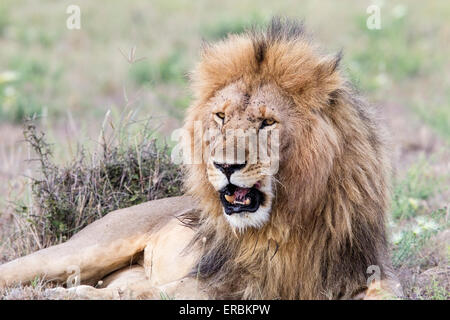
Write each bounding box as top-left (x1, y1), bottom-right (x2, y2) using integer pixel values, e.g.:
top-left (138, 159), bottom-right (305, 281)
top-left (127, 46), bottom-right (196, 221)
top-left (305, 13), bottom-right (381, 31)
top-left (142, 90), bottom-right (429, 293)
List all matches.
top-left (224, 194), bottom-right (235, 203)
top-left (244, 198), bottom-right (251, 205)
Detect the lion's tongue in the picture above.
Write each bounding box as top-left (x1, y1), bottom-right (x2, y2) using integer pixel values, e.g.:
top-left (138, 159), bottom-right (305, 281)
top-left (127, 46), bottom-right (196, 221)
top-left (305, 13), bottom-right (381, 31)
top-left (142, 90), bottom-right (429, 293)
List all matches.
top-left (224, 186), bottom-right (253, 205)
top-left (234, 187), bottom-right (250, 201)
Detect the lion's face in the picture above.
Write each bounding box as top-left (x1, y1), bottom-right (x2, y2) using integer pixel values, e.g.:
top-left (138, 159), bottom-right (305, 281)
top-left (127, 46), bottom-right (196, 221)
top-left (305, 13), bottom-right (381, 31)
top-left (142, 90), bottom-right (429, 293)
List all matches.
top-left (203, 80), bottom-right (292, 231)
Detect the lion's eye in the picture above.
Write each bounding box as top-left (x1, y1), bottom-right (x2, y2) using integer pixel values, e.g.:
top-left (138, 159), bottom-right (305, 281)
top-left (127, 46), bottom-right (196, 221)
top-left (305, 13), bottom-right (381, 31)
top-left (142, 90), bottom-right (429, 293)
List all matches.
top-left (260, 118), bottom-right (276, 129)
top-left (215, 112), bottom-right (225, 120)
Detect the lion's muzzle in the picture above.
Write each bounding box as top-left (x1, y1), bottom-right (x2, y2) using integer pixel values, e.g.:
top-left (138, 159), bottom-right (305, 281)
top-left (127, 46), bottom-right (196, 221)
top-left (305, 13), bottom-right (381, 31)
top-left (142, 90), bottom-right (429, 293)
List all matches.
top-left (213, 162), bottom-right (246, 180)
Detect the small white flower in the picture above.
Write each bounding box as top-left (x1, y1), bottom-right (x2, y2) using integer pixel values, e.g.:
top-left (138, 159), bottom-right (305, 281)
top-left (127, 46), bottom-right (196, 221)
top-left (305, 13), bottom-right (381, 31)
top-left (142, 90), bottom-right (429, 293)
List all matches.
top-left (423, 220), bottom-right (439, 231)
top-left (0, 71), bottom-right (19, 83)
top-left (3, 86), bottom-right (16, 97)
top-left (375, 73), bottom-right (389, 87)
top-left (416, 216), bottom-right (427, 226)
top-left (408, 198), bottom-right (419, 210)
top-left (412, 225), bottom-right (422, 235)
top-left (392, 232), bottom-right (403, 244)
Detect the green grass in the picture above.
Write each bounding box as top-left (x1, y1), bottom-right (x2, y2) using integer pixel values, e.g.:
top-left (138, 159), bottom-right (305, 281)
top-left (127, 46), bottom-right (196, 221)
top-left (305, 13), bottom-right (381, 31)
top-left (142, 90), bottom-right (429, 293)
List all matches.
top-left (201, 13), bottom-right (268, 40)
top-left (347, 12), bottom-right (431, 92)
top-left (389, 157), bottom-right (447, 280)
top-left (129, 49), bottom-right (188, 86)
top-left (388, 157), bottom-right (448, 299)
top-left (407, 273), bottom-right (450, 300)
top-left (159, 291), bottom-right (174, 300)
top-left (0, 56), bottom-right (63, 122)
top-left (425, 279), bottom-right (449, 300)
top-left (0, 2), bottom-right (10, 37)
top-left (391, 208), bottom-right (446, 267)
top-left (411, 97), bottom-right (450, 144)
top-left (391, 160), bottom-right (440, 220)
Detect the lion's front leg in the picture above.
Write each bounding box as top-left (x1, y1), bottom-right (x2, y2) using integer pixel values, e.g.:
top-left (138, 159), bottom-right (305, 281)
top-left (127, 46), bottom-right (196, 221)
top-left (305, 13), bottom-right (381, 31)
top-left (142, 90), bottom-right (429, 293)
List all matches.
top-left (51, 217), bottom-right (209, 300)
top-left (0, 232), bottom-right (148, 289)
top-left (0, 196), bottom-right (197, 289)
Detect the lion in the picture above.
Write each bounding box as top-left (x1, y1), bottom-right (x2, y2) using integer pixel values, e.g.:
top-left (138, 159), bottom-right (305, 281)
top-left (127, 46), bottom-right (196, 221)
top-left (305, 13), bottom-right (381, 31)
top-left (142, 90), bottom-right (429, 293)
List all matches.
top-left (0, 18), bottom-right (402, 299)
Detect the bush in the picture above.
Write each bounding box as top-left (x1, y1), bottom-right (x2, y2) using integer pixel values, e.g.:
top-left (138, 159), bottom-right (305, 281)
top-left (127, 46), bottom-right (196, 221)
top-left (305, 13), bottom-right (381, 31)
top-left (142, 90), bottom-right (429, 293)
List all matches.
top-left (11, 118), bottom-right (183, 251)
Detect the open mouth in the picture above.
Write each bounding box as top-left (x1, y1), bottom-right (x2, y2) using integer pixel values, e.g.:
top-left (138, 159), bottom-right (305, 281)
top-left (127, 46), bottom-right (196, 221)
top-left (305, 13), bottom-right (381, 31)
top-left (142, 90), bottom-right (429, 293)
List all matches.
top-left (219, 183), bottom-right (264, 215)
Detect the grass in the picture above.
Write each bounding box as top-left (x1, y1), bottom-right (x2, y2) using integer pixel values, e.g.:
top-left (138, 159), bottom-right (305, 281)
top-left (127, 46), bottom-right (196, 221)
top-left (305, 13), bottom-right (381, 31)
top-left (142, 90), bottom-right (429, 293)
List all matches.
top-left (0, 2), bottom-right (9, 37)
top-left (390, 160), bottom-right (446, 268)
top-left (200, 13), bottom-right (268, 40)
top-left (0, 56), bottom-right (63, 123)
top-left (415, 277), bottom-right (449, 300)
top-left (391, 208), bottom-right (446, 268)
top-left (129, 49), bottom-right (187, 86)
top-left (391, 159), bottom-right (441, 220)
top-left (411, 96), bottom-right (450, 144)
top-left (343, 3), bottom-right (449, 144)
top-left (388, 158), bottom-right (448, 299)
top-left (347, 7), bottom-right (433, 93)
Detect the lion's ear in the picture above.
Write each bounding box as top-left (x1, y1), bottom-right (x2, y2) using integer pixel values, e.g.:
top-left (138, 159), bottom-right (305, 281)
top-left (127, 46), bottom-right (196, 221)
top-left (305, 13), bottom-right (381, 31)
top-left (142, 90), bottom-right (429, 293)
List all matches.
top-left (311, 51), bottom-right (343, 106)
top-left (316, 51), bottom-right (342, 77)
top-left (314, 51), bottom-right (342, 89)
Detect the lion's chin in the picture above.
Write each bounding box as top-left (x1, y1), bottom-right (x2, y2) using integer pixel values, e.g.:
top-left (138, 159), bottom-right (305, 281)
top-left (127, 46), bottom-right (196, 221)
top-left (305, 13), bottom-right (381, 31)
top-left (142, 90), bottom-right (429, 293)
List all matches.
top-left (223, 205), bottom-right (271, 232)
top-left (219, 183), bottom-right (271, 231)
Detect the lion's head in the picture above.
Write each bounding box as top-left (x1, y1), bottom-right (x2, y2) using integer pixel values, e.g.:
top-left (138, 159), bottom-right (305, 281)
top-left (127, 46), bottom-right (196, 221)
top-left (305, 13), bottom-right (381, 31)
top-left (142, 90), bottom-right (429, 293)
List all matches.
top-left (199, 80), bottom-right (289, 231)
top-left (181, 18), bottom-right (394, 299)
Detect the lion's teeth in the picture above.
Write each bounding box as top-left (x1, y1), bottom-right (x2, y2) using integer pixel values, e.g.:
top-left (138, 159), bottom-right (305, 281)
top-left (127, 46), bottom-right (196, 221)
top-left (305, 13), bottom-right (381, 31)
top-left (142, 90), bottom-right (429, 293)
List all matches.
top-left (224, 194), bottom-right (235, 203)
top-left (244, 198), bottom-right (251, 205)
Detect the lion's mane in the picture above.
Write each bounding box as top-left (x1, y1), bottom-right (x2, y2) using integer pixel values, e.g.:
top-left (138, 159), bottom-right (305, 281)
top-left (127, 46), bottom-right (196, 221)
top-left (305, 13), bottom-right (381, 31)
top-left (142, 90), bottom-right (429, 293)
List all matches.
top-left (181, 18), bottom-right (393, 299)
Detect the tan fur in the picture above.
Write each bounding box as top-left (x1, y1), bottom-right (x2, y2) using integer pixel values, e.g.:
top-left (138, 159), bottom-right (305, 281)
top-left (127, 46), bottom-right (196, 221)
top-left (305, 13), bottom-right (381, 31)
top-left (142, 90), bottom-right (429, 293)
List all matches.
top-left (0, 19), bottom-right (401, 299)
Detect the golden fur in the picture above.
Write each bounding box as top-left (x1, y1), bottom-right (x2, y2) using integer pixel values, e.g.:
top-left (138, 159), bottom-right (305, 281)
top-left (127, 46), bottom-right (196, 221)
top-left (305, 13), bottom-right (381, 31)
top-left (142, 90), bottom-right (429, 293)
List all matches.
top-left (182, 18), bottom-right (398, 299)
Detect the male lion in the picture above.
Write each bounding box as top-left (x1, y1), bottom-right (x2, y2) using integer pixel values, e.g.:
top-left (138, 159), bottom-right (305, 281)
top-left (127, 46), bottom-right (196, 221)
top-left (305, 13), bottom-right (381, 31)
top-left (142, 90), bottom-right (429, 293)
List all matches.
top-left (0, 19), bottom-right (401, 299)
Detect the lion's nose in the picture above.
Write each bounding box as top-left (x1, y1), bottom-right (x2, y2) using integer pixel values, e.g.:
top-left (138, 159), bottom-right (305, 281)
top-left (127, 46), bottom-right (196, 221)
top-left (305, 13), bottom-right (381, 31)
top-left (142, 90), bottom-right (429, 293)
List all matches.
top-left (214, 162), bottom-right (246, 179)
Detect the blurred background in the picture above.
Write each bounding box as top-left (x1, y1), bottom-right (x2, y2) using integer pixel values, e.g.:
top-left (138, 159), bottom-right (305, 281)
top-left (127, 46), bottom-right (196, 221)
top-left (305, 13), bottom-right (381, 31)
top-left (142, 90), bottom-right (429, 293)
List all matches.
top-left (0, 0), bottom-right (448, 299)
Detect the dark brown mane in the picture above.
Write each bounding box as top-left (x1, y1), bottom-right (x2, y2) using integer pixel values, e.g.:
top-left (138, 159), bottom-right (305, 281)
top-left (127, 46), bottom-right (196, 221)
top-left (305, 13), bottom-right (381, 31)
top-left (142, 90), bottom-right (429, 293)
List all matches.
top-left (251, 17), bottom-right (305, 66)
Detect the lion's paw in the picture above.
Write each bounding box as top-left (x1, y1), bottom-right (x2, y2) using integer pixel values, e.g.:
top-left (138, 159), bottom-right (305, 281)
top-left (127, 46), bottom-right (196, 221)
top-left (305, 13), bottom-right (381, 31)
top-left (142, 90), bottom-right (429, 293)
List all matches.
top-left (46, 285), bottom-right (121, 300)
